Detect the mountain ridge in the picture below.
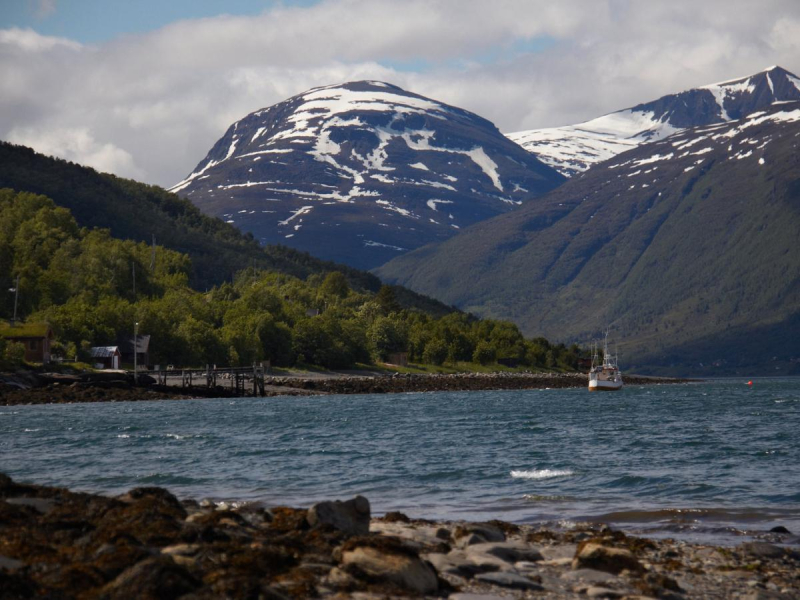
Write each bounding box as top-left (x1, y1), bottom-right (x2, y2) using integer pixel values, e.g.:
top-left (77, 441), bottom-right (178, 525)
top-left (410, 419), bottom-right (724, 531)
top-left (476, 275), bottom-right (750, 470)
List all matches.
top-left (378, 100), bottom-right (800, 374)
top-left (507, 66), bottom-right (800, 177)
top-left (170, 80), bottom-right (564, 269)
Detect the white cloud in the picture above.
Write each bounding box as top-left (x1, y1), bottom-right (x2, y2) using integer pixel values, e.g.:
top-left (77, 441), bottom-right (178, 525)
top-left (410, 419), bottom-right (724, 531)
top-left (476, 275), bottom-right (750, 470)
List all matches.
top-left (1, 0), bottom-right (799, 187)
top-left (0, 27), bottom-right (79, 51)
top-left (6, 126), bottom-right (145, 180)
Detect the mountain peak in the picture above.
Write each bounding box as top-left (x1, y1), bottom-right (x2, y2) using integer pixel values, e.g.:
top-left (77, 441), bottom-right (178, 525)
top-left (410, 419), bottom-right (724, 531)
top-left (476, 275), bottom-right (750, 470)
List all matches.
top-left (765, 64), bottom-right (795, 74)
top-left (170, 80), bottom-right (564, 269)
top-left (326, 80), bottom-right (405, 91)
top-left (704, 65), bottom-right (797, 83)
top-left (297, 79), bottom-right (421, 100)
top-left (507, 66), bottom-right (800, 176)
top-left (697, 65), bottom-right (800, 105)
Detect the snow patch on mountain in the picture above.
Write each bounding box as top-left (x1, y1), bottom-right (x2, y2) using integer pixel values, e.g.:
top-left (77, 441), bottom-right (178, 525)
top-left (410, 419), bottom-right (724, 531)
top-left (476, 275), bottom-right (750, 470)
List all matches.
top-left (279, 205), bottom-right (314, 226)
top-left (604, 102), bottom-right (800, 178)
top-left (465, 147), bottom-right (503, 191)
top-left (426, 199), bottom-right (454, 211)
top-left (364, 240), bottom-right (406, 251)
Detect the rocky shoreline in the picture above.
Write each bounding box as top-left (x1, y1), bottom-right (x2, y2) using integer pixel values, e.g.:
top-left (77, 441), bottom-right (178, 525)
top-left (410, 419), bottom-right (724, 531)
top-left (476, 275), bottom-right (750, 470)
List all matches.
top-left (0, 371), bottom-right (692, 406)
top-left (263, 372), bottom-right (687, 395)
top-left (0, 475), bottom-right (797, 599)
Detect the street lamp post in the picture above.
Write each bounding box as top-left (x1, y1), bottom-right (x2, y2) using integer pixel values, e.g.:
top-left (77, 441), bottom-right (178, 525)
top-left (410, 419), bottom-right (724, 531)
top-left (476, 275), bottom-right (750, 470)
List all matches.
top-left (9, 275), bottom-right (19, 325)
top-left (133, 321), bottom-right (139, 385)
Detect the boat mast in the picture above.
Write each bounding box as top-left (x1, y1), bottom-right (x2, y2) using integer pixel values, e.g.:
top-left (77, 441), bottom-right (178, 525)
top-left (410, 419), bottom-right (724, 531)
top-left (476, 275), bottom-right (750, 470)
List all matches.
top-left (602, 328), bottom-right (615, 369)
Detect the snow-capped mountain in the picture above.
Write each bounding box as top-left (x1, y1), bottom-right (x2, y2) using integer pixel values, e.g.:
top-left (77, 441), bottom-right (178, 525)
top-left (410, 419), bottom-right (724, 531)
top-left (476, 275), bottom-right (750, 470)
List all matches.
top-left (378, 100), bottom-right (800, 373)
top-left (170, 81), bottom-right (564, 269)
top-left (507, 66), bottom-right (800, 177)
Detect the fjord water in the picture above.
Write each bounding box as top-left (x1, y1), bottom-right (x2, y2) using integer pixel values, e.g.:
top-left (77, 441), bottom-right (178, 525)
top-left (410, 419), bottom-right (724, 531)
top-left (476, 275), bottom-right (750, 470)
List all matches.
top-left (2, 379), bottom-right (799, 544)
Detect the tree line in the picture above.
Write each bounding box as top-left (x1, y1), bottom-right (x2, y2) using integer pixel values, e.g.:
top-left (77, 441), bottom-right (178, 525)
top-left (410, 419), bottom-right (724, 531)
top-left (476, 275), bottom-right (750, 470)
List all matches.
top-left (0, 189), bottom-right (584, 371)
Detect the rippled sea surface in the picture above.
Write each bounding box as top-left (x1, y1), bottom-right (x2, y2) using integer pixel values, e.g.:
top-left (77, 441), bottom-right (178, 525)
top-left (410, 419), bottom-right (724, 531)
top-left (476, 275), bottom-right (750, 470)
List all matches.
top-left (2, 378), bottom-right (799, 544)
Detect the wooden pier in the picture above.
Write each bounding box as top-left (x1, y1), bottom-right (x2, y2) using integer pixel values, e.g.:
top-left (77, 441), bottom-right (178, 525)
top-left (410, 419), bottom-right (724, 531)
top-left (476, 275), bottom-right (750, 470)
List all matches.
top-left (153, 364), bottom-right (269, 397)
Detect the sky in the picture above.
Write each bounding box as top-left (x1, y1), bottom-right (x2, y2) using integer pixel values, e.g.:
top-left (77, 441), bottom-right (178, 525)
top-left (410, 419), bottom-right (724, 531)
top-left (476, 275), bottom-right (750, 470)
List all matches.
top-left (2, 0), bottom-right (800, 187)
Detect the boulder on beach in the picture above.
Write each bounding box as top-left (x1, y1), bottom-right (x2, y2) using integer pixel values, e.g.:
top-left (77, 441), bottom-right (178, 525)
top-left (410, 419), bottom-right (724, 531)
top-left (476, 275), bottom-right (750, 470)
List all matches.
top-left (572, 542), bottom-right (645, 575)
top-left (99, 556), bottom-right (200, 599)
top-left (307, 495), bottom-right (370, 536)
top-left (454, 523), bottom-right (506, 547)
top-left (340, 536), bottom-right (439, 595)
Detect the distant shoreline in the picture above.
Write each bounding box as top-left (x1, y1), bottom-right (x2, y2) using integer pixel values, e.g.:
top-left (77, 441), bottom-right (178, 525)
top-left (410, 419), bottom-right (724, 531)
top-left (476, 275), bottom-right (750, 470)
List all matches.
top-left (0, 371), bottom-right (694, 406)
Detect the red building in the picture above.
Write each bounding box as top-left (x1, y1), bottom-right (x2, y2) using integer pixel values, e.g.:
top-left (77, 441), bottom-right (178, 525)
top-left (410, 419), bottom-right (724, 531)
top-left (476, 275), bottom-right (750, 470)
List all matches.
top-left (90, 346), bottom-right (121, 370)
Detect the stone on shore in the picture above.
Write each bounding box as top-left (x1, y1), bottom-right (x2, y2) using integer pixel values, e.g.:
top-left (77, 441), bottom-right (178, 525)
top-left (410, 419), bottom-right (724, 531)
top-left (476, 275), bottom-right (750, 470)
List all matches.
top-left (99, 556), bottom-right (200, 599)
top-left (769, 526), bottom-right (791, 534)
top-left (572, 542), bottom-right (645, 574)
top-left (454, 523), bottom-right (506, 547)
top-left (425, 551), bottom-right (488, 578)
top-left (463, 541), bottom-right (543, 568)
top-left (339, 537), bottom-right (439, 595)
top-left (371, 520), bottom-right (451, 550)
top-left (474, 571), bottom-right (544, 590)
top-left (308, 495), bottom-right (370, 536)
top-left (5, 497), bottom-right (56, 514)
top-left (582, 585), bottom-right (629, 598)
top-left (561, 568), bottom-right (619, 584)
top-left (740, 541), bottom-right (786, 559)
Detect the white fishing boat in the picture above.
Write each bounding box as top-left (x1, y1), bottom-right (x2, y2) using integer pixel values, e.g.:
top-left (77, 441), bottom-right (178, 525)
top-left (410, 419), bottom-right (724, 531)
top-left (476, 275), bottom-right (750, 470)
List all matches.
top-left (588, 330), bottom-right (623, 391)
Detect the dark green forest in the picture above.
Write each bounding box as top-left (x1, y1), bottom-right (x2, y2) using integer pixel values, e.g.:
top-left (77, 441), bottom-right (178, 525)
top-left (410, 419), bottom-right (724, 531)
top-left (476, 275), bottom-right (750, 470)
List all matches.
top-left (0, 189), bottom-right (582, 371)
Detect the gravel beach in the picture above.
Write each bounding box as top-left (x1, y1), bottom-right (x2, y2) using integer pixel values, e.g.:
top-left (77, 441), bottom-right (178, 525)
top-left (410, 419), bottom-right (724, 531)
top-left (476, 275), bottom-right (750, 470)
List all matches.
top-left (0, 475), bottom-right (797, 599)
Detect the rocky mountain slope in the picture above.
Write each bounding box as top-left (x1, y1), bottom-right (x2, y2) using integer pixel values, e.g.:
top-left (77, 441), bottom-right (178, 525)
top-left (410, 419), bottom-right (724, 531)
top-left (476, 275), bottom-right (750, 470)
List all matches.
top-left (170, 81), bottom-right (564, 269)
top-left (377, 102), bottom-right (800, 374)
top-left (507, 66), bottom-right (800, 177)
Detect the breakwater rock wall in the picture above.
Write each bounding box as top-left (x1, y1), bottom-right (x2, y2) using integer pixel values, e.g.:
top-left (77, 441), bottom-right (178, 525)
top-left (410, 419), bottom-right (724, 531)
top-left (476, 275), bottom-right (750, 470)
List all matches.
top-left (0, 370), bottom-right (691, 406)
top-left (264, 372), bottom-right (687, 395)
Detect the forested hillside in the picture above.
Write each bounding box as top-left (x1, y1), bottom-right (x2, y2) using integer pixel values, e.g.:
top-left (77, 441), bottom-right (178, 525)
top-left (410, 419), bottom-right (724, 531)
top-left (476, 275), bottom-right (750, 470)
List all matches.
top-left (0, 190), bottom-right (581, 371)
top-left (0, 142), bottom-right (452, 317)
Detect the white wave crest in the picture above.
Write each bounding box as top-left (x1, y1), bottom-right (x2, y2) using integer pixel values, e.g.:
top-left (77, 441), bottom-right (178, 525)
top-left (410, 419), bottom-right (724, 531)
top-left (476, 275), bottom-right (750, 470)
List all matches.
top-left (510, 469), bottom-right (574, 480)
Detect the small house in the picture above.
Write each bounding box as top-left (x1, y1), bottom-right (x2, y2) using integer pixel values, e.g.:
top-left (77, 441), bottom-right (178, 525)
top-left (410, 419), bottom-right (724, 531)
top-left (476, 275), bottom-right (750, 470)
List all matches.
top-left (90, 346), bottom-right (121, 370)
top-left (386, 352), bottom-right (409, 367)
top-left (119, 334), bottom-right (150, 368)
top-left (0, 322), bottom-right (54, 363)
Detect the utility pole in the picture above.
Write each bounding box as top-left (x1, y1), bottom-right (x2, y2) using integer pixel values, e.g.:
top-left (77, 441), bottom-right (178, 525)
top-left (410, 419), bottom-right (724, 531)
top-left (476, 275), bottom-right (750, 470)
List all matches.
top-left (132, 261), bottom-right (136, 300)
top-left (9, 275), bottom-right (19, 325)
top-left (150, 235), bottom-right (156, 271)
top-left (133, 321), bottom-right (139, 385)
